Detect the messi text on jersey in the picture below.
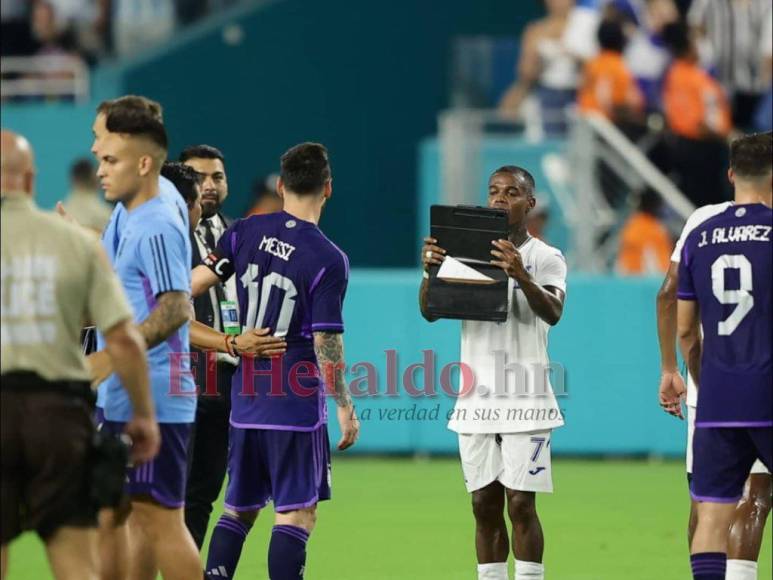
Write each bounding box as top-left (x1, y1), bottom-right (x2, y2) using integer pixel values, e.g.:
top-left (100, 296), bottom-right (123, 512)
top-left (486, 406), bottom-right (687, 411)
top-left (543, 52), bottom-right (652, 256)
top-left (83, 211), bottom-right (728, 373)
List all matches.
top-left (258, 236), bottom-right (296, 261)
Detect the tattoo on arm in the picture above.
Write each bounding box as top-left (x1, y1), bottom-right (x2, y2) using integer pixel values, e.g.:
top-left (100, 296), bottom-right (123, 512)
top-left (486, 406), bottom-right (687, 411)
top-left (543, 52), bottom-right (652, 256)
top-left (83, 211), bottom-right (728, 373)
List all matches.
top-left (138, 291), bottom-right (191, 349)
top-left (313, 331), bottom-right (351, 408)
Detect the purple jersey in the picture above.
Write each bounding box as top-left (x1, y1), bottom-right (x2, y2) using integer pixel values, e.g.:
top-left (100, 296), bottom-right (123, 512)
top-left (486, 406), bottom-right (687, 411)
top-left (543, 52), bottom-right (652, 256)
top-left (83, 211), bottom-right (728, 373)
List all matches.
top-left (204, 211), bottom-right (349, 430)
top-left (678, 203), bottom-right (772, 427)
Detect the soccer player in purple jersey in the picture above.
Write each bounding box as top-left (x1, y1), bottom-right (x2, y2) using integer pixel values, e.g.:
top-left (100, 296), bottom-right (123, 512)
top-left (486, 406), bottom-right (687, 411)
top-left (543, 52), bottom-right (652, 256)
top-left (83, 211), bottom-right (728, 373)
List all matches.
top-left (657, 172), bottom-right (771, 579)
top-left (191, 142), bottom-right (360, 579)
top-left (674, 132), bottom-right (772, 580)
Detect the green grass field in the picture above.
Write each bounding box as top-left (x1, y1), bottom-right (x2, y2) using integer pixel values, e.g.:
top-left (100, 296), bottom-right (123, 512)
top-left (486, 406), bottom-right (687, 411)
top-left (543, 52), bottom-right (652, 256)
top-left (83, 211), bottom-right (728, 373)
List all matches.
top-left (5, 458), bottom-right (771, 579)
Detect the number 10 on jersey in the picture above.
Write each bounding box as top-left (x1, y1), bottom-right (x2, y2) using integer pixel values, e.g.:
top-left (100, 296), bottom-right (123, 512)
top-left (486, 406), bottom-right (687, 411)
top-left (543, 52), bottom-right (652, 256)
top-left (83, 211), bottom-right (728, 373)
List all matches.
top-left (240, 263), bottom-right (298, 337)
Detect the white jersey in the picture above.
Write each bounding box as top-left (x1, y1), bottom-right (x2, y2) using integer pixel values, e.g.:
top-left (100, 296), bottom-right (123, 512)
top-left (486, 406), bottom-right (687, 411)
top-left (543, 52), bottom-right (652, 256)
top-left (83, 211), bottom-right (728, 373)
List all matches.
top-left (448, 237), bottom-right (567, 434)
top-left (671, 202), bottom-right (732, 407)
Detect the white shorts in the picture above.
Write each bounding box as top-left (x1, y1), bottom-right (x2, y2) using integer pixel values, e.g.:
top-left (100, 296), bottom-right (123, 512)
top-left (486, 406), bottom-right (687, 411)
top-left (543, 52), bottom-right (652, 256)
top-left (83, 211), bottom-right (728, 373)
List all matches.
top-left (686, 405), bottom-right (769, 475)
top-left (458, 430), bottom-right (553, 493)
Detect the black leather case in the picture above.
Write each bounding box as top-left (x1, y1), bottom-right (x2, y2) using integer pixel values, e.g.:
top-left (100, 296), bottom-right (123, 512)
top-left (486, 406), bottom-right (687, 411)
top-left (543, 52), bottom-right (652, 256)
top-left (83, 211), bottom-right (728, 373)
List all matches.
top-left (426, 205), bottom-right (510, 322)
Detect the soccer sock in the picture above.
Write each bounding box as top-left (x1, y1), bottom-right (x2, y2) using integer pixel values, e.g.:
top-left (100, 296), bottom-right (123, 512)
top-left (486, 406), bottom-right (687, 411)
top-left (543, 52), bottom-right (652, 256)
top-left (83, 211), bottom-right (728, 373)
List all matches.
top-left (268, 525), bottom-right (310, 580)
top-left (690, 552), bottom-right (726, 579)
top-left (477, 562), bottom-right (508, 580)
top-left (205, 515), bottom-right (251, 578)
top-left (515, 559), bottom-right (544, 579)
top-left (726, 559), bottom-right (757, 580)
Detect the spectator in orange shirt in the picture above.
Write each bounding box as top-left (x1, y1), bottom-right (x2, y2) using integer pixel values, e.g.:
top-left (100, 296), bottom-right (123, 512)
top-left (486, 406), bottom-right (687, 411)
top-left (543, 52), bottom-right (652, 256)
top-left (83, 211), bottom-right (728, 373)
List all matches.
top-left (577, 19), bottom-right (644, 124)
top-left (661, 21), bottom-right (733, 206)
top-left (662, 22), bottom-right (732, 140)
top-left (579, 18), bottom-right (646, 208)
top-left (617, 190), bottom-right (673, 275)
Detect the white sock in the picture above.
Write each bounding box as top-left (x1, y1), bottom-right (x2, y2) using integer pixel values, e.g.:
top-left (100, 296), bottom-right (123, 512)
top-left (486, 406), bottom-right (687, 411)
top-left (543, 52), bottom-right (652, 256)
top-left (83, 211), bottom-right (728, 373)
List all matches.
top-left (726, 559), bottom-right (757, 580)
top-left (477, 562), bottom-right (508, 580)
top-left (515, 560), bottom-right (544, 580)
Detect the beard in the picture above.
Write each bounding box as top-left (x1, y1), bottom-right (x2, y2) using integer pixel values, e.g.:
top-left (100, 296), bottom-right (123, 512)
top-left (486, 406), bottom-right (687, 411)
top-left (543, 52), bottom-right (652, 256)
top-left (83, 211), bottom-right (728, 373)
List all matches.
top-left (200, 195), bottom-right (221, 219)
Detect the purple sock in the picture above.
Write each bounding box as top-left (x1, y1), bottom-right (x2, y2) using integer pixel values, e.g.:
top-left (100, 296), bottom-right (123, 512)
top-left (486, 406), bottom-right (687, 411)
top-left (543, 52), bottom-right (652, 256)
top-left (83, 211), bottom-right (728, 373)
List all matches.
top-left (205, 515), bottom-right (251, 578)
top-left (268, 525), bottom-right (310, 579)
top-left (691, 552), bottom-right (726, 579)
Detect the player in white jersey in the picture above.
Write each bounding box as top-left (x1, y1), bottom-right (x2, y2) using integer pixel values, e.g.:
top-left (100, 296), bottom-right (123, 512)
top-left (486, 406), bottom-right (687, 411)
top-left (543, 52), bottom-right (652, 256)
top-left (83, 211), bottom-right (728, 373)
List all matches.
top-left (421, 166), bottom-right (566, 580)
top-left (657, 196), bottom-right (771, 580)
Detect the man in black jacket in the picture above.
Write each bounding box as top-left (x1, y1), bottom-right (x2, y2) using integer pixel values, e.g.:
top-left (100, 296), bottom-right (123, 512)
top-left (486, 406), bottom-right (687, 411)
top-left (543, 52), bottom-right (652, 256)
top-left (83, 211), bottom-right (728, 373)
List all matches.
top-left (180, 144), bottom-right (238, 549)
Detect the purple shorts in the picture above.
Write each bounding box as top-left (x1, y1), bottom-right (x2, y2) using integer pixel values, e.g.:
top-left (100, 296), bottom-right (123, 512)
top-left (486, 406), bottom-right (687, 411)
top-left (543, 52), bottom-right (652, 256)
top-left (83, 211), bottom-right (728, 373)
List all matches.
top-left (102, 421), bottom-right (192, 508)
top-left (224, 424), bottom-right (331, 513)
top-left (691, 427), bottom-right (772, 503)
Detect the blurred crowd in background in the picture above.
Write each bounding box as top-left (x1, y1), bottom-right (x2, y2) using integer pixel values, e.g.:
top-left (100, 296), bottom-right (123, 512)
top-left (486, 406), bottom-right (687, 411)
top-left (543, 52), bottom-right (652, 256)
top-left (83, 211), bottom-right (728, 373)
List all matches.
top-left (0, 0), bottom-right (239, 62)
top-left (500, 0), bottom-right (772, 136)
top-left (496, 0), bottom-right (771, 276)
top-left (3, 0), bottom-right (770, 133)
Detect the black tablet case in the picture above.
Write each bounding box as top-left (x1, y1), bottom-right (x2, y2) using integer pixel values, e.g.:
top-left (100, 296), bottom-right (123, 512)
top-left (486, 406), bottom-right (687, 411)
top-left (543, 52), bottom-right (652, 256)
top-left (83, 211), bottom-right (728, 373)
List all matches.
top-left (426, 205), bottom-right (510, 322)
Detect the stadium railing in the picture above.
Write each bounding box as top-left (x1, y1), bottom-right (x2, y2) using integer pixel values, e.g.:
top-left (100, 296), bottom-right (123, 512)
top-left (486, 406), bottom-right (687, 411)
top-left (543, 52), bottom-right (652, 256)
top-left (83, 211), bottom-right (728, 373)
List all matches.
top-left (568, 112), bottom-right (695, 271)
top-left (0, 55), bottom-right (90, 102)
